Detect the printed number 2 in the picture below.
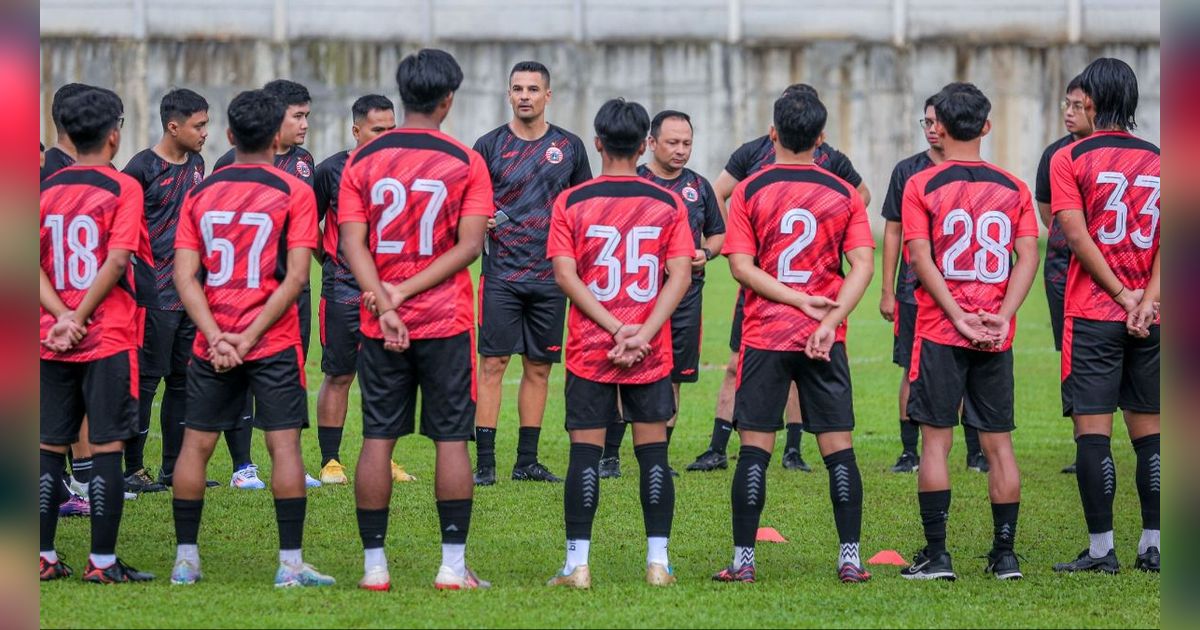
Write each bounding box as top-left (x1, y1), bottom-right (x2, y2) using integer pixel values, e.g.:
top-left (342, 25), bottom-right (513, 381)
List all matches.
top-left (372, 177), bottom-right (447, 256)
top-left (585, 225), bottom-right (663, 303)
top-left (776, 208), bottom-right (816, 283)
top-left (940, 209), bottom-right (1012, 284)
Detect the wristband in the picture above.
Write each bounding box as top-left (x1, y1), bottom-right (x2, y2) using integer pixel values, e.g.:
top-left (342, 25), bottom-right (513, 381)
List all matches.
top-left (703, 247), bottom-right (715, 261)
top-left (1112, 286), bottom-right (1126, 300)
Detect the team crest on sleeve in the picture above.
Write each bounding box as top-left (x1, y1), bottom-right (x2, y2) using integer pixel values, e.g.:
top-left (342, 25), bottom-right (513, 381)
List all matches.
top-left (296, 160), bottom-right (312, 178)
top-left (545, 146), bottom-right (564, 164)
top-left (682, 186), bottom-right (699, 203)
top-left (193, 169), bottom-right (203, 185)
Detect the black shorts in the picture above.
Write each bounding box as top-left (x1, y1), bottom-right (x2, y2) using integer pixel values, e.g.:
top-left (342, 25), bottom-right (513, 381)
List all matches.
top-left (1061, 318), bottom-right (1160, 417)
top-left (1045, 275), bottom-right (1066, 352)
top-left (478, 277), bottom-right (566, 363)
top-left (564, 372), bottom-right (675, 430)
top-left (298, 284), bottom-right (312, 361)
top-left (892, 301), bottom-right (918, 368)
top-left (40, 350), bottom-right (139, 445)
top-left (728, 291), bottom-right (746, 353)
top-left (140, 309), bottom-right (196, 378)
top-left (186, 347), bottom-right (308, 432)
top-left (733, 344), bottom-right (855, 434)
top-left (319, 298), bottom-right (360, 376)
top-left (907, 339), bottom-right (1014, 432)
top-left (671, 284), bottom-right (703, 383)
top-left (358, 332), bottom-right (476, 441)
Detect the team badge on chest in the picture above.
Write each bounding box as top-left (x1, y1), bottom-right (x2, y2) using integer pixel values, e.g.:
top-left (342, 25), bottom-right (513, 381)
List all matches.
top-left (682, 186), bottom-right (699, 203)
top-left (545, 146), bottom-right (564, 164)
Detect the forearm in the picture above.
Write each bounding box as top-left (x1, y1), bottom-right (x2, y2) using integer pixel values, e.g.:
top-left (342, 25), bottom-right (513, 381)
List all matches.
top-left (998, 239), bottom-right (1039, 320)
top-left (40, 269), bottom-right (70, 317)
top-left (341, 223), bottom-right (392, 312)
top-left (74, 251), bottom-right (129, 322)
top-left (1065, 229), bottom-right (1124, 297)
top-left (554, 262), bottom-right (623, 335)
top-left (1036, 202), bottom-right (1053, 230)
top-left (394, 241), bottom-right (479, 304)
top-left (822, 250), bottom-right (873, 328)
top-left (910, 242), bottom-right (965, 320)
top-left (730, 258), bottom-right (806, 307)
top-left (640, 259), bottom-right (692, 339)
top-left (244, 249), bottom-right (311, 343)
top-left (176, 274), bottom-right (223, 342)
top-left (881, 222), bottom-right (901, 297)
top-left (1144, 250), bottom-right (1160, 302)
top-left (703, 233), bottom-right (725, 256)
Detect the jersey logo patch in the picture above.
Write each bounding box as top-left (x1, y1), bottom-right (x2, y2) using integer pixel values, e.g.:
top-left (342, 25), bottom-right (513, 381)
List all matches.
top-left (545, 146), bottom-right (564, 164)
top-left (682, 186), bottom-right (699, 202)
top-left (193, 169), bottom-right (203, 185)
top-left (502, 151), bottom-right (519, 159)
top-left (296, 160), bottom-right (312, 178)
top-left (159, 177), bottom-right (174, 187)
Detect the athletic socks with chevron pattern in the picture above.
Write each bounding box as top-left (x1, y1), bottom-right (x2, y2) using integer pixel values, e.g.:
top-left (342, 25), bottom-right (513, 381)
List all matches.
top-left (823, 448), bottom-right (863, 568)
top-left (563, 442), bottom-right (603, 570)
top-left (1075, 433), bottom-right (1115, 556)
top-left (991, 502), bottom-right (1020, 552)
top-left (89, 452), bottom-right (125, 568)
top-left (1133, 433), bottom-right (1160, 554)
top-left (39, 449), bottom-right (65, 559)
top-left (635, 442), bottom-right (674, 566)
top-left (918, 489), bottom-right (951, 554)
top-left (731, 445), bottom-right (771, 566)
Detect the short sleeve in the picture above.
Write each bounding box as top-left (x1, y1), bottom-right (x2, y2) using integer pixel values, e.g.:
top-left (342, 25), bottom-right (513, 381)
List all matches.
top-left (174, 193), bottom-right (201, 251)
top-left (700, 178), bottom-right (726, 236)
top-left (901, 177), bottom-right (932, 242)
top-left (880, 161), bottom-right (907, 222)
top-left (842, 187), bottom-right (875, 252)
top-left (313, 161), bottom-right (334, 223)
top-left (213, 148), bottom-right (234, 172)
top-left (108, 179), bottom-right (144, 251)
top-left (570, 135), bottom-right (593, 186)
top-left (723, 144), bottom-right (752, 181)
top-left (460, 152), bottom-right (496, 218)
top-left (338, 158), bottom-right (369, 224)
top-left (545, 192), bottom-right (574, 259)
top-left (1050, 148), bottom-right (1084, 214)
top-left (287, 184), bottom-right (320, 250)
top-left (667, 200), bottom-right (696, 259)
top-left (826, 148), bottom-right (863, 188)
top-left (1015, 184), bottom-right (1040, 238)
top-left (721, 185), bottom-right (757, 256)
top-left (120, 153), bottom-right (150, 190)
top-left (1034, 143), bottom-right (1055, 204)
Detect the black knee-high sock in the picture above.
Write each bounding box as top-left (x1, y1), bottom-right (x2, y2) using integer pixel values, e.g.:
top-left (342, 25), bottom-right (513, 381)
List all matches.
top-left (516, 427), bottom-right (540, 467)
top-left (900, 419), bottom-right (919, 454)
top-left (708, 418), bottom-right (734, 453)
top-left (70, 456), bottom-right (93, 485)
top-left (565, 443), bottom-right (603, 540)
top-left (665, 426), bottom-right (674, 445)
top-left (436, 499), bottom-right (472, 544)
top-left (475, 427), bottom-right (496, 469)
top-left (823, 448), bottom-right (863, 556)
top-left (784, 424), bottom-right (803, 453)
top-left (1075, 434), bottom-right (1115, 533)
top-left (225, 397), bottom-right (254, 469)
top-left (160, 373), bottom-right (186, 478)
top-left (991, 502), bottom-right (1019, 552)
top-left (318, 426), bottom-right (344, 467)
top-left (732, 445), bottom-right (771, 549)
top-left (918, 489), bottom-right (951, 554)
top-left (173, 498), bottom-right (203, 545)
top-left (635, 442), bottom-right (675, 538)
top-left (89, 452), bottom-right (126, 556)
top-left (603, 421), bottom-right (626, 459)
top-left (357, 508), bottom-right (388, 550)
top-left (127, 375), bottom-right (159, 473)
top-left (1132, 433), bottom-right (1160, 531)
top-left (964, 424), bottom-right (981, 454)
top-left (40, 450), bottom-right (66, 553)
top-left (275, 497), bottom-right (306, 551)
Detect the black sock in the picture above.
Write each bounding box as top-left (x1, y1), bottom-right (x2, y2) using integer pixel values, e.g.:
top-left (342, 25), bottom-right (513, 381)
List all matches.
top-left (918, 489), bottom-right (951, 554)
top-left (40, 449), bottom-right (66, 553)
top-left (318, 426), bottom-right (344, 467)
top-left (991, 502), bottom-right (1019, 552)
top-left (823, 448), bottom-right (863, 549)
top-left (603, 421), bottom-right (626, 459)
top-left (635, 442), bottom-right (674, 538)
top-left (225, 400), bottom-right (254, 469)
top-left (89, 452), bottom-right (126, 556)
top-left (475, 427), bottom-right (496, 469)
top-left (516, 427), bottom-right (540, 467)
top-left (732, 445), bottom-right (771, 548)
top-left (900, 419), bottom-right (919, 454)
top-left (1075, 434), bottom-right (1115, 533)
top-left (357, 508), bottom-right (389, 549)
top-left (436, 499), bottom-right (472, 545)
top-left (785, 424), bottom-right (803, 453)
top-left (964, 424), bottom-right (981, 454)
top-left (128, 373), bottom-right (159, 474)
top-left (124, 433), bottom-right (147, 475)
top-left (1132, 433), bottom-right (1160, 531)
top-left (275, 497), bottom-right (306, 551)
top-left (70, 456), bottom-right (93, 485)
top-left (160, 373), bottom-right (186, 478)
top-left (708, 418), bottom-right (734, 454)
top-left (565, 442), bottom-right (603, 540)
top-left (173, 498), bottom-right (204, 545)
top-left (666, 425), bottom-right (675, 445)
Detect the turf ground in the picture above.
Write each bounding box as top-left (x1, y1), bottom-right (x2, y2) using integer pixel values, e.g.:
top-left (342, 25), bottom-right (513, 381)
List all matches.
top-left (40, 247), bottom-right (1160, 628)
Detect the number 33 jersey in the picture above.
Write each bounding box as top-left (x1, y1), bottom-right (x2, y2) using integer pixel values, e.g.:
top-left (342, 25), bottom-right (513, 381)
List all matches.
top-left (175, 164), bottom-right (318, 361)
top-left (902, 160), bottom-right (1039, 351)
top-left (546, 176), bottom-right (695, 384)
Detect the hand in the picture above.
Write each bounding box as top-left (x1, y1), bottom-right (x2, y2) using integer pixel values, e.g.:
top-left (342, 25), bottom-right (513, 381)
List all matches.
top-left (691, 249), bottom-right (707, 271)
top-left (795, 293), bottom-right (840, 322)
top-left (804, 324), bottom-right (836, 362)
top-left (361, 283), bottom-right (405, 317)
top-left (487, 217), bottom-right (497, 230)
top-left (379, 309), bottom-right (410, 353)
top-left (608, 324), bottom-right (651, 368)
top-left (41, 311), bottom-right (87, 352)
top-left (951, 311), bottom-right (992, 347)
top-left (207, 333), bottom-right (244, 372)
top-left (1114, 286), bottom-right (1145, 314)
top-left (977, 311), bottom-right (1010, 350)
top-left (879, 291), bottom-right (896, 323)
top-left (1126, 298), bottom-right (1158, 338)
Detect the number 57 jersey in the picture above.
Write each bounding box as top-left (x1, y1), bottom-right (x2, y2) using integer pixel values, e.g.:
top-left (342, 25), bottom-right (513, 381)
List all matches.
top-left (338, 129), bottom-right (494, 341)
top-left (902, 161), bottom-right (1039, 351)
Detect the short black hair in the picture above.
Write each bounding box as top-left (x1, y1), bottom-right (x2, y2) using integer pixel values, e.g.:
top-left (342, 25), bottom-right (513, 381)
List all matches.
top-left (650, 110), bottom-right (692, 139)
top-left (1066, 73), bottom-right (1084, 94)
top-left (60, 88), bottom-right (123, 155)
top-left (782, 83), bottom-right (818, 99)
top-left (51, 83), bottom-right (95, 131)
top-left (924, 95), bottom-right (936, 110)
top-left (773, 91), bottom-right (826, 153)
top-left (159, 88), bottom-right (209, 129)
top-left (509, 61), bottom-right (550, 87)
top-left (352, 94), bottom-right (394, 122)
top-left (396, 49), bottom-right (464, 115)
top-left (1078, 58), bottom-right (1138, 131)
top-left (227, 89), bottom-right (285, 153)
top-left (262, 79), bottom-right (311, 107)
top-left (594, 98), bottom-right (650, 158)
top-left (932, 82), bottom-right (991, 141)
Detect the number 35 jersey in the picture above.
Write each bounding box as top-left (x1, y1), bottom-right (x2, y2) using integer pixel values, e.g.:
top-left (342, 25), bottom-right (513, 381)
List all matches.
top-left (902, 160), bottom-right (1039, 351)
top-left (546, 176), bottom-right (695, 384)
top-left (175, 164), bottom-right (318, 361)
top-left (338, 129), bottom-right (494, 341)
top-left (723, 164), bottom-right (874, 353)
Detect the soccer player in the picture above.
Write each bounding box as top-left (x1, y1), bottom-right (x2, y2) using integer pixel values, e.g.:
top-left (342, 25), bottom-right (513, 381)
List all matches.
top-left (899, 83), bottom-right (1039, 581)
top-left (312, 93), bottom-right (414, 485)
top-left (687, 83), bottom-right (871, 473)
top-left (40, 87), bottom-right (154, 582)
top-left (1035, 74), bottom-right (1095, 475)
top-left (340, 49), bottom-right (492, 591)
top-left (545, 98), bottom-right (694, 589)
top-left (1050, 58), bottom-right (1160, 574)
top-left (169, 89), bottom-right (333, 587)
top-left (471, 61), bottom-right (592, 486)
top-left (713, 89), bottom-right (874, 584)
top-left (41, 83), bottom-right (92, 181)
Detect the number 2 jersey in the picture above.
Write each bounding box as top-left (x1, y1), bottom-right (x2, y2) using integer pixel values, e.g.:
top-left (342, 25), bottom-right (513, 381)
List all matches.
top-left (546, 176), bottom-right (698, 384)
top-left (174, 164), bottom-right (318, 361)
top-left (338, 128), bottom-right (494, 341)
top-left (902, 160), bottom-right (1039, 351)
top-left (1050, 131), bottom-right (1160, 323)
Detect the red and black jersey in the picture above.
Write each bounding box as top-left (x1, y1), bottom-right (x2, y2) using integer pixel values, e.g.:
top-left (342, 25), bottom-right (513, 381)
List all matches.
top-left (1051, 131), bottom-right (1160, 323)
top-left (215, 145), bottom-right (316, 187)
top-left (40, 146), bottom-right (76, 182)
top-left (175, 164), bottom-right (318, 361)
top-left (122, 149), bottom-right (206, 311)
top-left (40, 165), bottom-right (145, 362)
top-left (881, 150), bottom-right (937, 305)
top-left (474, 123), bottom-right (592, 283)
top-left (547, 176), bottom-right (698, 384)
top-left (637, 165), bottom-right (726, 282)
top-left (723, 135), bottom-right (863, 187)
top-left (1036, 133), bottom-right (1078, 290)
top-left (724, 164), bottom-right (874, 352)
top-left (338, 128), bottom-right (494, 340)
top-left (903, 161), bottom-right (1039, 351)
top-left (313, 149), bottom-right (361, 305)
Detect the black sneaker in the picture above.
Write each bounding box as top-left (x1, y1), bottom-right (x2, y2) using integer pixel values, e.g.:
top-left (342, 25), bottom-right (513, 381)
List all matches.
top-left (1053, 548), bottom-right (1119, 574)
top-left (889, 451), bottom-right (920, 473)
top-left (81, 558), bottom-right (155, 583)
top-left (686, 449), bottom-right (728, 472)
top-left (966, 451), bottom-right (990, 473)
top-left (1061, 462), bottom-right (1077, 474)
top-left (511, 461), bottom-right (563, 483)
top-left (124, 468), bottom-right (166, 493)
top-left (781, 449), bottom-right (812, 472)
top-left (1135, 546), bottom-right (1160, 573)
top-left (598, 456), bottom-right (621, 479)
top-left (473, 465), bottom-right (496, 487)
top-left (985, 549), bottom-right (1023, 580)
top-left (900, 548), bottom-right (956, 581)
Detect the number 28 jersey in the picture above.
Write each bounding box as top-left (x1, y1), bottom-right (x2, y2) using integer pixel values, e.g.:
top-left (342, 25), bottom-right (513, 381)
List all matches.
top-left (902, 161), bottom-right (1039, 351)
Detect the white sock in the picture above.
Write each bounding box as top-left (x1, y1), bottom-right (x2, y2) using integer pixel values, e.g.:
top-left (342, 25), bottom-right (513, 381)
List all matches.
top-left (839, 542), bottom-right (861, 568)
top-left (646, 537), bottom-right (669, 567)
top-left (364, 547), bottom-right (387, 573)
top-left (89, 553), bottom-right (116, 569)
top-left (1089, 531), bottom-right (1114, 558)
top-left (176, 544), bottom-right (199, 564)
top-left (564, 539), bottom-right (590, 573)
top-left (279, 548), bottom-right (302, 567)
top-left (40, 550), bottom-right (58, 563)
top-left (1138, 529), bottom-right (1160, 555)
top-left (733, 546), bottom-right (755, 569)
top-left (441, 543), bottom-right (466, 575)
